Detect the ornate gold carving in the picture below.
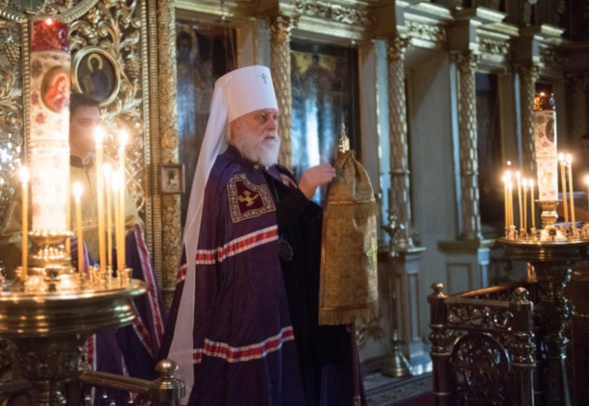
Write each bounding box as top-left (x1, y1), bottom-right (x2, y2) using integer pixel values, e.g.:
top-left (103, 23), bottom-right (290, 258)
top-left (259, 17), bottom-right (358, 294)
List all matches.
top-left (479, 38), bottom-right (509, 56)
top-left (155, 0), bottom-right (181, 296)
top-left (268, 15), bottom-right (292, 169)
top-left (453, 50), bottom-right (482, 240)
top-left (386, 35), bottom-right (413, 249)
top-left (540, 48), bottom-right (566, 67)
top-left (0, 19), bottom-right (23, 225)
top-left (292, 0), bottom-right (372, 26)
top-left (519, 65), bottom-right (540, 175)
top-left (69, 0), bottom-right (146, 213)
top-left (406, 21), bottom-right (446, 44)
top-left (386, 35), bottom-right (410, 61)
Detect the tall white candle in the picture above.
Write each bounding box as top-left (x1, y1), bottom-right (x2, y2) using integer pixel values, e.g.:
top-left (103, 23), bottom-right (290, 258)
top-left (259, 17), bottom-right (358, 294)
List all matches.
top-left (95, 126), bottom-right (107, 272)
top-left (567, 154), bottom-right (575, 231)
top-left (585, 175), bottom-right (589, 214)
top-left (559, 154), bottom-right (569, 227)
top-left (118, 131), bottom-right (128, 271)
top-left (503, 174), bottom-right (508, 230)
top-left (516, 171), bottom-right (523, 230)
top-left (113, 172), bottom-right (122, 273)
top-left (104, 163), bottom-right (113, 268)
top-left (530, 179), bottom-right (536, 229)
top-left (523, 178), bottom-right (528, 232)
top-left (20, 166), bottom-right (29, 276)
top-left (73, 182), bottom-right (84, 274)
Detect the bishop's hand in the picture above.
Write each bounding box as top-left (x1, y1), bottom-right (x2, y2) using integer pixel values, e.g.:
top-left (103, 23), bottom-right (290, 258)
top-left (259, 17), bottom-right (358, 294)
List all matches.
top-left (298, 164), bottom-right (336, 200)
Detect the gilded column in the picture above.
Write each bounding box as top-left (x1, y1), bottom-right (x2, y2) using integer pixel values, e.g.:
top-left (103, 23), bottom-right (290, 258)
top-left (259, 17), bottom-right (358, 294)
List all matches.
top-left (268, 15), bottom-right (292, 169)
top-left (386, 35), bottom-right (413, 249)
top-left (156, 0), bottom-right (182, 298)
top-left (454, 50), bottom-right (482, 240)
top-left (519, 65), bottom-right (540, 175)
top-left (570, 74), bottom-right (588, 142)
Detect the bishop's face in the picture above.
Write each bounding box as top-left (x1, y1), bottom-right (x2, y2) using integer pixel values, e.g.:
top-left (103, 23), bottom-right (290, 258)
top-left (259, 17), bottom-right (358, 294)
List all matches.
top-left (230, 108), bottom-right (281, 167)
top-left (70, 105), bottom-right (102, 162)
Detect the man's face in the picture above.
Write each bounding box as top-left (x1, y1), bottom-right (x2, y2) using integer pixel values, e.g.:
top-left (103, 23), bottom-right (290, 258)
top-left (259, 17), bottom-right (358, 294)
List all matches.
top-left (70, 105), bottom-right (102, 158)
top-left (230, 108), bottom-right (281, 167)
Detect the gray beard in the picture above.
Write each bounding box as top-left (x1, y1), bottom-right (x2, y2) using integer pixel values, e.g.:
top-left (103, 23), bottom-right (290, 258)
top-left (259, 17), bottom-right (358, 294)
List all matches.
top-left (233, 133), bottom-right (281, 167)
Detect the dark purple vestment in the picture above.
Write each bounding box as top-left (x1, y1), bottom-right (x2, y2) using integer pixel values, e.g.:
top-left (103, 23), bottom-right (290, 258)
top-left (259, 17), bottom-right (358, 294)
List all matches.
top-left (162, 146), bottom-right (363, 406)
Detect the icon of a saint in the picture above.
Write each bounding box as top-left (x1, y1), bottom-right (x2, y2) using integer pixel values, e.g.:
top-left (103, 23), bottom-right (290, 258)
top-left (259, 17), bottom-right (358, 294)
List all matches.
top-left (82, 54), bottom-right (110, 101)
top-left (42, 70), bottom-right (70, 113)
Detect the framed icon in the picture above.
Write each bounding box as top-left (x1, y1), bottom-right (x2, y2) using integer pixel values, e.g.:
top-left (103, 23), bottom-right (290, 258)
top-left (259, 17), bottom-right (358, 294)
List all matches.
top-left (41, 66), bottom-right (70, 113)
top-left (159, 164), bottom-right (185, 195)
top-left (72, 47), bottom-right (120, 106)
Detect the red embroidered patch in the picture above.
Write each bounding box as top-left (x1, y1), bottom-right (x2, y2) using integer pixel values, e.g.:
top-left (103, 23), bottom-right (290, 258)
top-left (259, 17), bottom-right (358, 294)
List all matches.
top-left (228, 174), bottom-right (276, 223)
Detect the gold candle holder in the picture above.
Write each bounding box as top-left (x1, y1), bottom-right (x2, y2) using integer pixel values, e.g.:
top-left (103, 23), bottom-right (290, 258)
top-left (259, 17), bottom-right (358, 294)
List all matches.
top-left (538, 200), bottom-right (559, 230)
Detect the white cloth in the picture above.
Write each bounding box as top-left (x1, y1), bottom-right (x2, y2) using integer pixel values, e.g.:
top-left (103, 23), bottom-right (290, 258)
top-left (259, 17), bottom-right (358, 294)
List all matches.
top-left (168, 65), bottom-right (278, 401)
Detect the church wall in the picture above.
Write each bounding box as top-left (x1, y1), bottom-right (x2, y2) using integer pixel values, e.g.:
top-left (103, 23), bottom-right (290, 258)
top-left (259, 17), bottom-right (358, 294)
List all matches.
top-left (408, 51), bottom-right (457, 338)
top-left (375, 40), bottom-right (392, 243)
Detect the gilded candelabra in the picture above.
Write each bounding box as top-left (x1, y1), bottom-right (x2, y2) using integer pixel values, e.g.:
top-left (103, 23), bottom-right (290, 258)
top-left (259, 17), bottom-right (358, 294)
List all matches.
top-left (498, 200), bottom-right (587, 406)
top-left (0, 231), bottom-right (147, 405)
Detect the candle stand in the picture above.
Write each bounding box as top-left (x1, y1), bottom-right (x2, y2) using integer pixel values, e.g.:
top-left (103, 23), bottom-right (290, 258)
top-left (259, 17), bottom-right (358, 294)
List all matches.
top-left (498, 200), bottom-right (588, 406)
top-left (0, 232), bottom-right (147, 405)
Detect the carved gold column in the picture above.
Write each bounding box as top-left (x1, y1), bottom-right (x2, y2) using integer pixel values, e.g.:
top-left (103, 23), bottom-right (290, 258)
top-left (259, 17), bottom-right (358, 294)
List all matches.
top-left (268, 15), bottom-right (292, 169)
top-left (454, 50), bottom-right (482, 240)
top-left (155, 0), bottom-right (181, 301)
top-left (519, 65), bottom-right (540, 175)
top-left (569, 74), bottom-right (588, 142)
top-left (386, 35), bottom-right (413, 249)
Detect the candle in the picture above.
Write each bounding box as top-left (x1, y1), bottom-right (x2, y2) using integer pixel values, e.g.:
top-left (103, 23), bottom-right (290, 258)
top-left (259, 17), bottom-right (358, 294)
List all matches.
top-left (20, 166), bottom-right (29, 276)
top-left (29, 18), bottom-right (70, 233)
top-left (516, 171), bottom-right (523, 230)
top-left (567, 154), bottom-right (575, 231)
top-left (503, 174), bottom-right (508, 230)
top-left (95, 126), bottom-right (107, 272)
top-left (584, 175), bottom-right (589, 214)
top-left (530, 179), bottom-right (536, 228)
top-left (559, 154), bottom-right (569, 227)
top-left (73, 182), bottom-right (84, 274)
top-left (507, 178), bottom-right (514, 226)
top-left (523, 179), bottom-right (528, 232)
top-left (113, 172), bottom-right (122, 273)
top-left (506, 170), bottom-right (513, 227)
top-left (118, 131), bottom-right (128, 271)
top-left (104, 163), bottom-right (113, 268)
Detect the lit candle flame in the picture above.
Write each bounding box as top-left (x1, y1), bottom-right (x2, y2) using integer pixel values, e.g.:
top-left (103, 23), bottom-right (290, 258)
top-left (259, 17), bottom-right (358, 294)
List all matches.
top-left (103, 163), bottom-right (112, 177)
top-left (95, 126), bottom-right (105, 145)
top-left (20, 166), bottom-right (29, 184)
top-left (119, 130), bottom-right (128, 147)
top-left (73, 182), bottom-right (83, 200)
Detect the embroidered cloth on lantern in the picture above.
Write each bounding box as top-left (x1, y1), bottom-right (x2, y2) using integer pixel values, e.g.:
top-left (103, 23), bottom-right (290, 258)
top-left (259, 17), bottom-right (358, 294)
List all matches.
top-left (319, 137), bottom-right (378, 326)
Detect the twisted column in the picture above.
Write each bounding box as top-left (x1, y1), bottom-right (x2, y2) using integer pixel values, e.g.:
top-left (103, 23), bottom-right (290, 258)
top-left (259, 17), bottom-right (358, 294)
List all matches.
top-left (519, 65), bottom-right (540, 175)
top-left (156, 0), bottom-right (182, 299)
top-left (569, 74), bottom-right (588, 141)
top-left (268, 15), bottom-right (292, 169)
top-left (386, 35), bottom-right (413, 249)
top-left (454, 50), bottom-right (482, 240)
